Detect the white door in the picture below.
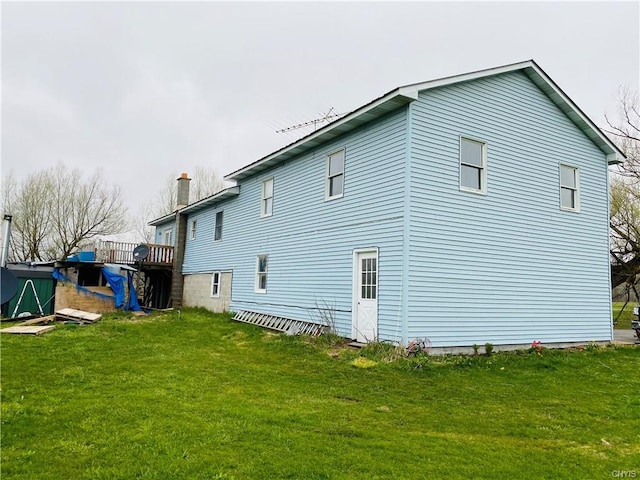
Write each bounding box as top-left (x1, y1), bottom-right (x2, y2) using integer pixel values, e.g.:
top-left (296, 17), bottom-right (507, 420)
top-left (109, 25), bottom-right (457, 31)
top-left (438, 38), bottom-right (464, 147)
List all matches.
top-left (353, 250), bottom-right (378, 342)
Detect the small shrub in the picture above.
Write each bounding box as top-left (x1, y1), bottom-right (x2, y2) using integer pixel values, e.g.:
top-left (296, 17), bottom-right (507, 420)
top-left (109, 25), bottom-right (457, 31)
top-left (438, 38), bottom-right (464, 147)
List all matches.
top-left (472, 344), bottom-right (480, 356)
top-left (407, 351), bottom-right (430, 369)
top-left (484, 343), bottom-right (494, 356)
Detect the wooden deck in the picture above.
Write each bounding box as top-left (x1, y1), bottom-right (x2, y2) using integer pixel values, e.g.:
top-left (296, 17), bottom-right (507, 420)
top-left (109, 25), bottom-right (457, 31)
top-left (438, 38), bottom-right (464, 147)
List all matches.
top-left (94, 241), bottom-right (173, 266)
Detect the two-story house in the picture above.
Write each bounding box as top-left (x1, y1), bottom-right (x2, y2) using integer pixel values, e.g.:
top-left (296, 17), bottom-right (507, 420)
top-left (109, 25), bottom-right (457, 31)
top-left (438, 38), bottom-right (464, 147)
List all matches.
top-left (149, 60), bottom-right (624, 349)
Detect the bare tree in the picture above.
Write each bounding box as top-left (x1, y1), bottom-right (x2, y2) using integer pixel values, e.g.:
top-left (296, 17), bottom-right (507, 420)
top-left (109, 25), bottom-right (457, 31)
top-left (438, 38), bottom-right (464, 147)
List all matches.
top-left (131, 202), bottom-right (156, 244)
top-left (136, 165), bottom-right (225, 244)
top-left (191, 165), bottom-right (225, 205)
top-left (606, 87), bottom-right (640, 177)
top-left (149, 166), bottom-right (225, 218)
top-left (605, 87), bottom-right (640, 300)
top-left (1, 163), bottom-right (128, 261)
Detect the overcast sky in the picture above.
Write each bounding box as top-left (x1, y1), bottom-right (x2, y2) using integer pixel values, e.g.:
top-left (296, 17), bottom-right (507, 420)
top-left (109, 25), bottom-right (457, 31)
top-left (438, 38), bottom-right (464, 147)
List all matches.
top-left (2, 1), bottom-right (639, 234)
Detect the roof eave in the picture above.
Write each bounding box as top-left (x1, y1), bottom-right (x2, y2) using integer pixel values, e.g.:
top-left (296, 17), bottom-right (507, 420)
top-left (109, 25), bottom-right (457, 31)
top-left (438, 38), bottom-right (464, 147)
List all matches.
top-left (147, 187), bottom-right (241, 225)
top-left (607, 153), bottom-right (624, 165)
top-left (179, 186), bottom-right (240, 215)
top-left (148, 212), bottom-right (176, 227)
top-left (403, 59), bottom-right (625, 163)
top-left (224, 59), bottom-right (625, 182)
top-left (224, 90), bottom-right (418, 182)
top-left (520, 62), bottom-right (626, 163)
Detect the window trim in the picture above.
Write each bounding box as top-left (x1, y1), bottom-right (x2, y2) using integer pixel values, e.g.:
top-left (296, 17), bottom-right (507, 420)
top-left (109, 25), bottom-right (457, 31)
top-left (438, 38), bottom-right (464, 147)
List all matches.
top-left (325, 148), bottom-right (345, 200)
top-left (190, 220), bottom-right (197, 240)
top-left (459, 136), bottom-right (487, 195)
top-left (214, 211), bottom-right (223, 241)
top-left (162, 228), bottom-right (172, 246)
top-left (559, 163), bottom-right (580, 212)
top-left (261, 177), bottom-right (274, 218)
top-left (210, 271), bottom-right (221, 298)
top-left (255, 254), bottom-right (268, 294)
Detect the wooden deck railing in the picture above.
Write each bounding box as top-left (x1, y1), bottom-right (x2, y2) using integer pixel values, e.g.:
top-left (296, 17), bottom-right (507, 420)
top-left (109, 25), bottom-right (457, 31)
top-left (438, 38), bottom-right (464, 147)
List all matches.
top-left (94, 240), bottom-right (174, 265)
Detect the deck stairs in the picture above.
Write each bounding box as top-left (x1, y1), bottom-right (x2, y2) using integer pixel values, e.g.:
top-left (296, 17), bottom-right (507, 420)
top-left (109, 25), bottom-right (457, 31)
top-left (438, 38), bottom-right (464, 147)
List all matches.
top-left (233, 310), bottom-right (327, 336)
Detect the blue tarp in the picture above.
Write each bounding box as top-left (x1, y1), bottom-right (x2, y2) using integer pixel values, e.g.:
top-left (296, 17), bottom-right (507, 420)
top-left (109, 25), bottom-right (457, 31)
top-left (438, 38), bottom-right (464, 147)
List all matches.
top-left (101, 268), bottom-right (126, 308)
top-left (52, 269), bottom-right (114, 302)
top-left (52, 267), bottom-right (142, 311)
top-left (126, 271), bottom-right (142, 312)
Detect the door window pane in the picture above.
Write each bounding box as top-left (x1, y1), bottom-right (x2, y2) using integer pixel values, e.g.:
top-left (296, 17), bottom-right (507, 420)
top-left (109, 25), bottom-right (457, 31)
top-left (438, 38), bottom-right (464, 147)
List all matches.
top-left (360, 256), bottom-right (377, 300)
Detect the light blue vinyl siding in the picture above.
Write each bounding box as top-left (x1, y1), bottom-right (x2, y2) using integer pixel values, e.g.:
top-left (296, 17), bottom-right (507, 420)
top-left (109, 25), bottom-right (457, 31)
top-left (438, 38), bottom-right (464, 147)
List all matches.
top-left (183, 110), bottom-right (408, 340)
top-left (178, 69), bottom-right (612, 346)
top-left (154, 221), bottom-right (174, 246)
top-left (407, 71), bottom-right (611, 346)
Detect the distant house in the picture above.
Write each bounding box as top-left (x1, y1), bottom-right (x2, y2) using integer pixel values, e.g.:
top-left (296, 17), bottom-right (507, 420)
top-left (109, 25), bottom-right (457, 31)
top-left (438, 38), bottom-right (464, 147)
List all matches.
top-left (149, 60), bottom-right (624, 349)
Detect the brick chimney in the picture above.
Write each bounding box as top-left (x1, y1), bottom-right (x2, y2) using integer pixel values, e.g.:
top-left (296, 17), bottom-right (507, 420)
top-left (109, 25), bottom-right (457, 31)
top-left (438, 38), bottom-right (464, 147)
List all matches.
top-left (176, 172), bottom-right (191, 209)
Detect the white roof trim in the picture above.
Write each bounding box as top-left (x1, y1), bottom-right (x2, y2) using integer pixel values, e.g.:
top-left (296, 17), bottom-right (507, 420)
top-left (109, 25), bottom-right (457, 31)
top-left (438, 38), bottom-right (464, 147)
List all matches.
top-left (148, 212), bottom-right (175, 227)
top-left (225, 90), bottom-right (418, 181)
top-left (398, 60), bottom-right (536, 94)
top-left (522, 61), bottom-right (624, 164)
top-left (148, 187), bottom-right (241, 225)
top-left (180, 186), bottom-right (240, 214)
top-left (225, 59), bottom-right (624, 181)
top-left (398, 60), bottom-right (624, 164)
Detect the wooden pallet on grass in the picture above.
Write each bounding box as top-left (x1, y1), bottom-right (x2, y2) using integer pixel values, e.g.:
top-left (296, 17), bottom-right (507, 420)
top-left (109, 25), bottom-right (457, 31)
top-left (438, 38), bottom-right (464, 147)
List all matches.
top-left (55, 308), bottom-right (102, 324)
top-left (1, 325), bottom-right (56, 335)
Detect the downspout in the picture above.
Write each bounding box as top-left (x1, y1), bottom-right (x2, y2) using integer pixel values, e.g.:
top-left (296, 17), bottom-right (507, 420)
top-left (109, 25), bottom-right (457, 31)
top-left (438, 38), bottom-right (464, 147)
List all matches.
top-left (1, 214), bottom-right (12, 268)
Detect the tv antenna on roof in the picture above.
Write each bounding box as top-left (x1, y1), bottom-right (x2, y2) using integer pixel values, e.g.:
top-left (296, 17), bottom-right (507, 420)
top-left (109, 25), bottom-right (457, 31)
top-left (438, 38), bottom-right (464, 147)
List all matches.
top-left (276, 107), bottom-right (346, 134)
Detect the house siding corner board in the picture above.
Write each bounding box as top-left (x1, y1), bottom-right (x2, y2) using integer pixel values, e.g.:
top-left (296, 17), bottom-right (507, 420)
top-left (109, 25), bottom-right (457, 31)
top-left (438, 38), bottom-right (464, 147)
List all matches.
top-left (182, 109), bottom-right (407, 342)
top-left (408, 70), bottom-right (611, 347)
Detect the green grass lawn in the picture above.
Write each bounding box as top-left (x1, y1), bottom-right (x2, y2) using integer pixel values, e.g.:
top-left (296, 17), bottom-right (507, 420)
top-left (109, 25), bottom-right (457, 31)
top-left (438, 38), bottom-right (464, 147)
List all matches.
top-left (2, 309), bottom-right (639, 479)
top-left (613, 301), bottom-right (637, 329)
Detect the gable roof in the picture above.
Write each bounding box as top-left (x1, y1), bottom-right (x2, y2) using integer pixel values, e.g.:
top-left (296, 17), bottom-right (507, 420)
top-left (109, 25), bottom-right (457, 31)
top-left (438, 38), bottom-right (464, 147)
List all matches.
top-left (225, 60), bottom-right (624, 182)
top-left (147, 186), bottom-right (241, 226)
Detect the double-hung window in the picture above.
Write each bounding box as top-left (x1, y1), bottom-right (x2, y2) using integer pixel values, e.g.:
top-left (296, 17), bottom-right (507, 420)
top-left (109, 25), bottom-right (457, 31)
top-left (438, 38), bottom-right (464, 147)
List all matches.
top-left (326, 149), bottom-right (345, 199)
top-left (560, 164), bottom-right (579, 211)
top-left (262, 178), bottom-right (273, 217)
top-left (255, 254), bottom-right (268, 293)
top-left (460, 137), bottom-right (487, 193)
top-left (190, 220), bottom-right (197, 240)
top-left (214, 211), bottom-right (223, 241)
top-left (211, 272), bottom-right (221, 298)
